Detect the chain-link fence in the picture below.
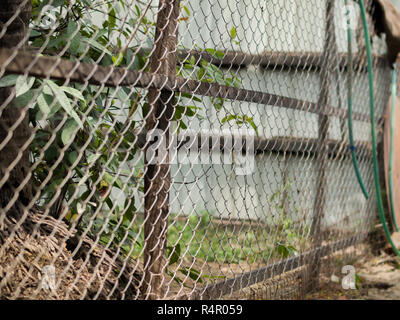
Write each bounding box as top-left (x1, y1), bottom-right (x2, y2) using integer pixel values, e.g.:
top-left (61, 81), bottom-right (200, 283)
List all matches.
top-left (0, 0), bottom-right (394, 300)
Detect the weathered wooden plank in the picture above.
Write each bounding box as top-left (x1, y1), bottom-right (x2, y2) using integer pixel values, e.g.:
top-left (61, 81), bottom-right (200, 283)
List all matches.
top-left (178, 48), bottom-right (385, 70)
top-left (0, 48), bottom-right (372, 122)
top-left (307, 0), bottom-right (337, 292)
top-left (142, 0), bottom-right (179, 300)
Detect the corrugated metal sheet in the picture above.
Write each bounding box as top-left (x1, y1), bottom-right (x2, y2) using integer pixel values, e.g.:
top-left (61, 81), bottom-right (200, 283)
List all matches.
top-left (170, 0), bottom-right (388, 229)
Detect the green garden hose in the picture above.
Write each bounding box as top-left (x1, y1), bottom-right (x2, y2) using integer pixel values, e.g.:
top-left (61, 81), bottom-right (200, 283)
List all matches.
top-left (345, 0), bottom-right (370, 199)
top-left (358, 0), bottom-right (400, 256)
top-left (389, 67), bottom-right (399, 231)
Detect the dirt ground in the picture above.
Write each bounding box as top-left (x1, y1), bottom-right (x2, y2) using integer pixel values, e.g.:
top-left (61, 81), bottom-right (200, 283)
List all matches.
top-left (307, 250), bottom-right (400, 300)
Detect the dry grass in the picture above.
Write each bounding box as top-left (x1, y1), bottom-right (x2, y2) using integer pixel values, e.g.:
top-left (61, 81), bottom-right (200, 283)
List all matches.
top-left (0, 210), bottom-right (142, 300)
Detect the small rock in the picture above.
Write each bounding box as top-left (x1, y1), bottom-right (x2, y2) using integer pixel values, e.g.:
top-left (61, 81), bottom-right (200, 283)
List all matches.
top-left (330, 274), bottom-right (340, 283)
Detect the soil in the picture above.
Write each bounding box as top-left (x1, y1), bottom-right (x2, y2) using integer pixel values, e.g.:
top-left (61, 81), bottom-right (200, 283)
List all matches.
top-left (2, 211), bottom-right (400, 300)
top-left (307, 250), bottom-right (400, 300)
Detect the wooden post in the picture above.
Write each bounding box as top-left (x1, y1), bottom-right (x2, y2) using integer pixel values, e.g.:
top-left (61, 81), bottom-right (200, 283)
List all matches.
top-left (304, 0), bottom-right (337, 294)
top-left (0, 1), bottom-right (32, 223)
top-left (142, 0), bottom-right (179, 300)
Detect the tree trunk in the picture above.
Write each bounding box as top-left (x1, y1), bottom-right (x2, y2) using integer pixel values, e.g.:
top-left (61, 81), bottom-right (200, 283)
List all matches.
top-left (0, 0), bottom-right (32, 222)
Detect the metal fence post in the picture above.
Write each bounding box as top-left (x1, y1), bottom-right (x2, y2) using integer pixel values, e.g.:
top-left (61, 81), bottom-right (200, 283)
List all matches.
top-left (142, 0), bottom-right (179, 300)
top-left (305, 0), bottom-right (337, 294)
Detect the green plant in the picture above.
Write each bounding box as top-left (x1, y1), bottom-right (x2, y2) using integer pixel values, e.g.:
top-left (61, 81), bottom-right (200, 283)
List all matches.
top-left (167, 212), bottom-right (274, 264)
top-left (7, 0), bottom-right (259, 268)
top-left (276, 242), bottom-right (298, 258)
top-left (28, 1), bottom-right (153, 241)
top-left (355, 273), bottom-right (361, 290)
top-left (269, 179), bottom-right (310, 257)
top-left (0, 0), bottom-right (264, 282)
top-left (166, 243), bottom-right (206, 286)
top-left (165, 212), bottom-right (227, 286)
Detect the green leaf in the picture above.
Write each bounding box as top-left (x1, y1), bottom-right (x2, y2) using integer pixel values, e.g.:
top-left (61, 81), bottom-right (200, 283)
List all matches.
top-left (166, 269), bottom-right (185, 285)
top-left (66, 21), bottom-right (78, 39)
top-left (112, 52), bottom-right (124, 66)
top-left (30, 29), bottom-right (41, 38)
top-left (355, 273), bottom-right (361, 289)
top-left (269, 190), bottom-right (279, 203)
top-left (115, 87), bottom-right (129, 102)
top-left (11, 90), bottom-right (35, 108)
top-left (114, 178), bottom-right (124, 189)
top-left (277, 243), bottom-right (288, 258)
top-left (36, 92), bottom-right (52, 115)
top-left (201, 60), bottom-right (224, 84)
top-left (87, 153), bottom-right (100, 164)
top-left (184, 106), bottom-right (197, 117)
top-left (121, 244), bottom-right (131, 254)
top-left (230, 26), bottom-right (237, 40)
top-left (197, 68), bottom-right (205, 82)
top-left (243, 116), bottom-right (259, 135)
top-left (221, 114), bottom-right (259, 134)
top-left (276, 242), bottom-right (297, 258)
top-left (68, 151), bottom-right (78, 165)
top-left (70, 34), bottom-right (82, 55)
top-left (167, 243), bottom-right (181, 265)
top-left (16, 76), bottom-right (35, 97)
top-left (225, 77), bottom-right (237, 87)
top-left (0, 74), bottom-right (19, 87)
top-left (222, 114), bottom-right (245, 124)
top-left (179, 267), bottom-right (203, 283)
top-left (212, 97), bottom-right (224, 110)
top-left (61, 119), bottom-right (79, 145)
top-left (103, 172), bottom-right (114, 186)
top-left (104, 196), bottom-right (114, 210)
top-left (183, 5), bottom-right (191, 16)
top-left (36, 90), bottom-right (63, 119)
top-left (205, 48), bottom-right (224, 59)
top-left (179, 93), bottom-right (202, 102)
top-left (123, 200), bottom-right (136, 223)
top-left (100, 234), bottom-right (111, 245)
top-left (65, 21), bottom-right (81, 54)
top-left (45, 79), bottom-right (83, 127)
top-left (179, 121), bottom-right (188, 130)
top-left (83, 38), bottom-right (113, 56)
top-left (103, 172), bottom-right (123, 190)
top-left (108, 5), bottom-right (117, 30)
top-left (134, 4), bottom-right (141, 17)
top-left (60, 86), bottom-right (85, 101)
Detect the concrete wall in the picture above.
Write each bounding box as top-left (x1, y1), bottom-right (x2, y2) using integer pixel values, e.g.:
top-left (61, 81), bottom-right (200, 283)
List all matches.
top-left (94, 0), bottom-right (389, 232)
top-left (169, 0), bottom-right (388, 232)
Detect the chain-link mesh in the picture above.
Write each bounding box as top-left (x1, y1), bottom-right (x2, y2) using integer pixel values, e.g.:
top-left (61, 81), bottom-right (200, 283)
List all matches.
top-left (0, 0), bottom-right (394, 300)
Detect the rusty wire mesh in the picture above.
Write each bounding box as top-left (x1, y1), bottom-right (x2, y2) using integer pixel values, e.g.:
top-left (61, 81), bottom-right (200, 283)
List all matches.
top-left (0, 0), bottom-right (394, 300)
